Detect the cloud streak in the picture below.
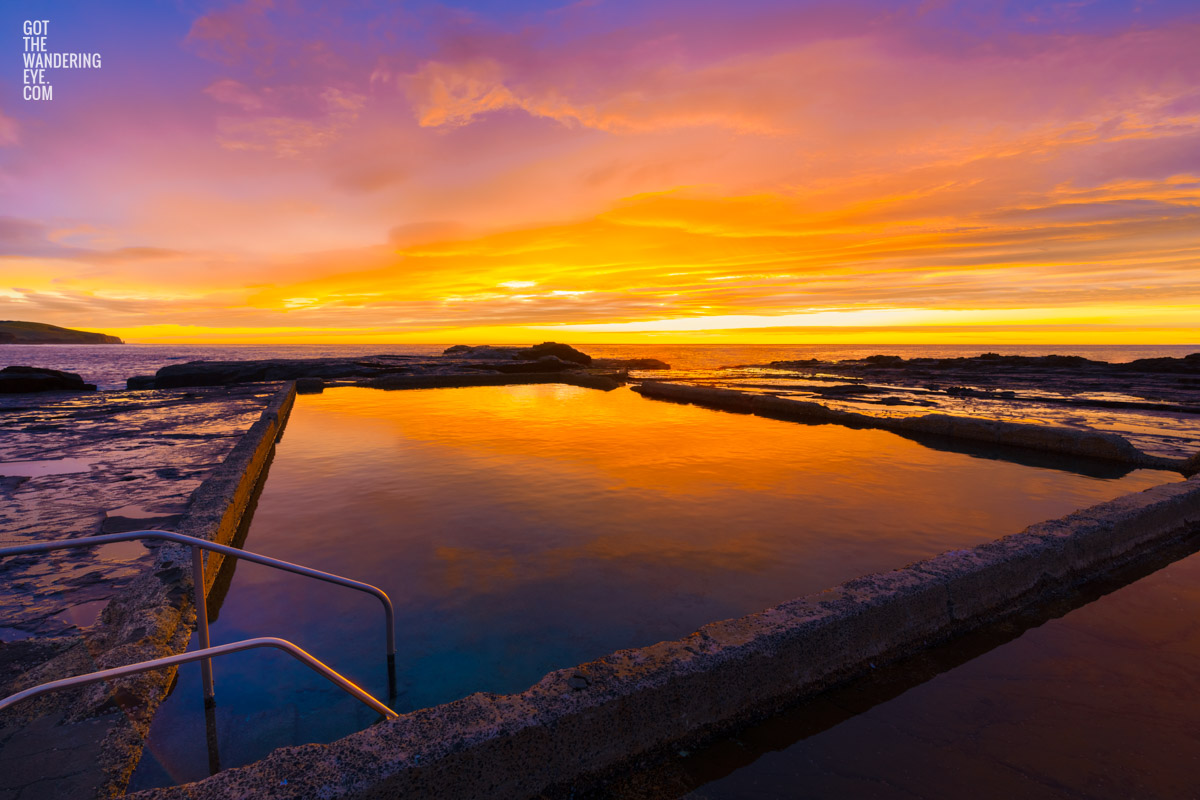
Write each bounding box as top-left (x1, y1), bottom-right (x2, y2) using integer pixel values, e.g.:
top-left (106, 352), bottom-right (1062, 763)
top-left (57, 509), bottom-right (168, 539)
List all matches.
top-left (1, 0), bottom-right (1198, 342)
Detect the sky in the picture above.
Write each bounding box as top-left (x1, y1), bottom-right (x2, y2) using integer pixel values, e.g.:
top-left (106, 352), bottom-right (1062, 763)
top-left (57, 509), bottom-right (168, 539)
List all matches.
top-left (1, 0), bottom-right (1198, 344)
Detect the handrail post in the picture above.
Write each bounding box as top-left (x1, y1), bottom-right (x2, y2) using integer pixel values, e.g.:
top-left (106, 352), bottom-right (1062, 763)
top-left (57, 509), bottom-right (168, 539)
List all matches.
top-left (385, 606), bottom-right (397, 703)
top-left (192, 545), bottom-right (215, 706)
top-left (204, 699), bottom-right (221, 776)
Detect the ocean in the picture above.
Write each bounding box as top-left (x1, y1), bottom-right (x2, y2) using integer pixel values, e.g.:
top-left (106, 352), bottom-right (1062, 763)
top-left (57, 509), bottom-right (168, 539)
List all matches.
top-left (2, 342), bottom-right (1197, 391)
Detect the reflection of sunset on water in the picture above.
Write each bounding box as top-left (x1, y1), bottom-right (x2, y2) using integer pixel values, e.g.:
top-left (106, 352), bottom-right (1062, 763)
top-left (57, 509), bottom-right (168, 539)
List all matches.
top-left (229, 385), bottom-right (1172, 694)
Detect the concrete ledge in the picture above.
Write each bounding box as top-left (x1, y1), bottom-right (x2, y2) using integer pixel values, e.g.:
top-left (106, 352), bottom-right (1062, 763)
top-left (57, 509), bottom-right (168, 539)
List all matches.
top-left (0, 383), bottom-right (296, 797)
top-left (132, 472), bottom-right (1200, 800)
top-left (174, 383), bottom-right (296, 588)
top-left (636, 381), bottom-right (1184, 471)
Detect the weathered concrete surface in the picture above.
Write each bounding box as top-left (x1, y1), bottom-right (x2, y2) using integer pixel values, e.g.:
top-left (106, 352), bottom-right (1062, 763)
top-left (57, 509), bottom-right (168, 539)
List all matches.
top-left (130, 472), bottom-right (1200, 800)
top-left (0, 383), bottom-right (295, 798)
top-left (635, 381), bottom-right (1186, 472)
top-left (0, 385), bottom-right (277, 637)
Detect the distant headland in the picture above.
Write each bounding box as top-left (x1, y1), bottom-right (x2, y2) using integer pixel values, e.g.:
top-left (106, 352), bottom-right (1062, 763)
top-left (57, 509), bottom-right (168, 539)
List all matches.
top-left (0, 321), bottom-right (123, 344)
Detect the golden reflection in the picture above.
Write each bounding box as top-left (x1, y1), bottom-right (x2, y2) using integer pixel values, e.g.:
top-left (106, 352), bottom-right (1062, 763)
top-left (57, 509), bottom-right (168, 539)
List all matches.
top-left (281, 385), bottom-right (1174, 600)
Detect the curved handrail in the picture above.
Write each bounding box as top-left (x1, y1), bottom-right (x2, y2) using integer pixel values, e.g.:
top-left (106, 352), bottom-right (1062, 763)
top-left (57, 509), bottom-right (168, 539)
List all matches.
top-left (0, 530), bottom-right (395, 660)
top-left (0, 637), bottom-right (398, 719)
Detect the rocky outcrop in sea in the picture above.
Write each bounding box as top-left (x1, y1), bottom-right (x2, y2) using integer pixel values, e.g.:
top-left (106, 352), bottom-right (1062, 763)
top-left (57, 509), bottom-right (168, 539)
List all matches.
top-left (0, 366), bottom-right (97, 393)
top-left (124, 343), bottom-right (669, 390)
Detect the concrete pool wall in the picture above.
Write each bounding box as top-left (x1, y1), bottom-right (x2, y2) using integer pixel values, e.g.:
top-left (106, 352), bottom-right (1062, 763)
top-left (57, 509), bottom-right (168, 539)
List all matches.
top-left (128, 383), bottom-right (1200, 800)
top-left (106, 382), bottom-right (296, 795)
top-left (103, 382), bottom-right (296, 795)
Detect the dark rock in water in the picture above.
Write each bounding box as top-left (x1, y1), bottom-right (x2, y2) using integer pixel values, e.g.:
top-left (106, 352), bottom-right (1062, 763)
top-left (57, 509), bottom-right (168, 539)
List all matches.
top-left (591, 358), bottom-right (671, 370)
top-left (0, 366), bottom-right (96, 393)
top-left (864, 355), bottom-right (904, 365)
top-left (135, 344), bottom-right (647, 389)
top-left (1039, 354), bottom-right (1091, 366)
top-left (444, 342), bottom-right (594, 364)
top-left (126, 375), bottom-right (156, 390)
top-left (153, 356), bottom-right (412, 388)
top-left (1120, 353), bottom-right (1200, 373)
top-left (295, 378), bottom-right (325, 394)
top-left (516, 342), bottom-right (592, 365)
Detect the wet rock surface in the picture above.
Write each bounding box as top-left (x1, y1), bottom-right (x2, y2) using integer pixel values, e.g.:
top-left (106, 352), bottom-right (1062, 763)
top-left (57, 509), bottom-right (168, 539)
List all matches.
top-left (0, 384), bottom-right (293, 799)
top-left (147, 355), bottom-right (417, 389)
top-left (758, 352), bottom-right (1200, 407)
top-left (0, 385), bottom-right (275, 639)
top-left (659, 352), bottom-right (1200, 460)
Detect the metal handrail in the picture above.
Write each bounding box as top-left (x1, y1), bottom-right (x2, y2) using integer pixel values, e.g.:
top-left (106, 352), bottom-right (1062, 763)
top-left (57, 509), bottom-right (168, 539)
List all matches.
top-left (0, 529), bottom-right (395, 658)
top-left (0, 530), bottom-right (396, 704)
top-left (0, 637), bottom-right (398, 719)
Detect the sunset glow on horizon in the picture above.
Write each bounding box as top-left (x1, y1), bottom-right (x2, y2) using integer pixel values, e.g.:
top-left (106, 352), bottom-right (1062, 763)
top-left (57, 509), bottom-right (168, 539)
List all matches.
top-left (2, 0), bottom-right (1198, 344)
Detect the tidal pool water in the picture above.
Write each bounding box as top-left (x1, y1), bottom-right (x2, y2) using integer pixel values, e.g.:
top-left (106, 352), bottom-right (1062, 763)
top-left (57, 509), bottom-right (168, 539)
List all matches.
top-left (130, 384), bottom-right (1176, 789)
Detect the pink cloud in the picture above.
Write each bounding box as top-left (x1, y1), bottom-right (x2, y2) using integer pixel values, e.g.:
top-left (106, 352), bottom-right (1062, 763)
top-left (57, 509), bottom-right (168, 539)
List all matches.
top-left (203, 78), bottom-right (264, 110)
top-left (0, 109), bottom-right (17, 146)
top-left (185, 0), bottom-right (276, 66)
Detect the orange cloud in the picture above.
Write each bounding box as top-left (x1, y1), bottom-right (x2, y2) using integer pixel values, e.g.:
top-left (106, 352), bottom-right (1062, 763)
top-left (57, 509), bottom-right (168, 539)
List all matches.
top-left (5, 4), bottom-right (1200, 344)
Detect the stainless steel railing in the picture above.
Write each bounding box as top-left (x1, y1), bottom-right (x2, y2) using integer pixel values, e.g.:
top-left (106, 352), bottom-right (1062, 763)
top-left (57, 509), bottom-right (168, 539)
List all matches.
top-left (0, 637), bottom-right (398, 719)
top-left (0, 530), bottom-right (397, 719)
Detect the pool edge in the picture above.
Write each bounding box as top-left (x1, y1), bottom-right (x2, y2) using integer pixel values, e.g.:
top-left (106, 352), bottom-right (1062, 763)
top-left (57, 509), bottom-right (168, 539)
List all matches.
top-left (80, 382), bottom-right (297, 798)
top-left (127, 465), bottom-right (1200, 799)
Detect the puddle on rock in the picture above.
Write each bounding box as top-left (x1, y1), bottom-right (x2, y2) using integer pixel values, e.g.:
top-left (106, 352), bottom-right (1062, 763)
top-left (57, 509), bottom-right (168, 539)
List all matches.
top-left (52, 599), bottom-right (109, 629)
top-left (95, 540), bottom-right (151, 562)
top-left (102, 505), bottom-right (185, 534)
top-left (105, 504), bottom-right (161, 519)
